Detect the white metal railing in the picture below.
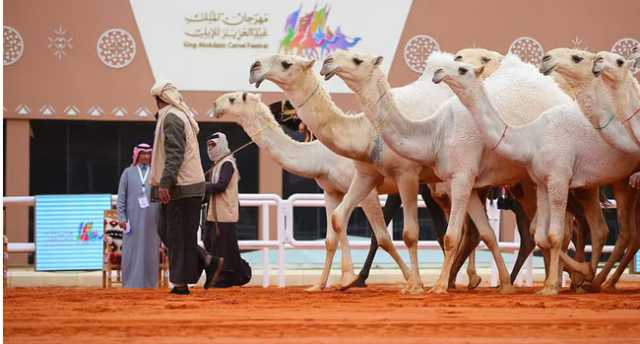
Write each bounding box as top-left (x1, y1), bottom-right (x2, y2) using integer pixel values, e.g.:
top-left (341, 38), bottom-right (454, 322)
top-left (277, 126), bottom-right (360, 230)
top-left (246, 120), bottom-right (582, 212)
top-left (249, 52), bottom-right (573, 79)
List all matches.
top-left (3, 194), bottom-right (619, 288)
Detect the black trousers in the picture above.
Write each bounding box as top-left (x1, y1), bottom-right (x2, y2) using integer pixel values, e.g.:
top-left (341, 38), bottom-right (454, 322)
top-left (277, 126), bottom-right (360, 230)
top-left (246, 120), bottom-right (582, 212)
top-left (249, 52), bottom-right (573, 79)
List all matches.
top-left (202, 221), bottom-right (244, 286)
top-left (158, 197), bottom-right (206, 285)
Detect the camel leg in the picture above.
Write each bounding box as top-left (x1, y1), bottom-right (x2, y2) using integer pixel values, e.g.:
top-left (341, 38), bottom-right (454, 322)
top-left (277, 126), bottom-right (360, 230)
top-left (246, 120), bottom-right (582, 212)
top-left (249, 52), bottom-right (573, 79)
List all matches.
top-left (306, 192), bottom-right (343, 292)
top-left (533, 184), bottom-right (551, 281)
top-left (419, 184), bottom-right (447, 248)
top-left (449, 217), bottom-right (481, 289)
top-left (538, 177), bottom-right (570, 296)
top-left (332, 174), bottom-right (411, 284)
top-left (508, 195), bottom-right (534, 283)
top-left (590, 181), bottom-right (634, 288)
top-left (601, 193), bottom-right (639, 291)
top-left (358, 191), bottom-right (412, 281)
top-left (565, 192), bottom-right (588, 289)
top-left (396, 174), bottom-right (423, 294)
top-left (466, 191), bottom-right (515, 293)
top-left (352, 193), bottom-right (402, 288)
top-left (429, 175), bottom-right (474, 294)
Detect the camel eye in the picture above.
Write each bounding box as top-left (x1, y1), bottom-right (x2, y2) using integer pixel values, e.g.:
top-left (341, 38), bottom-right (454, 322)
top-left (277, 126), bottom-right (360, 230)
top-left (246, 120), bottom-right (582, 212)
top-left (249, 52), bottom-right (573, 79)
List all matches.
top-left (281, 61), bottom-right (292, 69)
top-left (481, 57), bottom-right (491, 64)
top-left (616, 59), bottom-right (624, 67)
top-left (229, 97), bottom-right (236, 104)
top-left (454, 55), bottom-right (463, 61)
top-left (459, 67), bottom-right (468, 75)
top-left (352, 57), bottom-right (363, 66)
top-left (571, 55), bottom-right (583, 63)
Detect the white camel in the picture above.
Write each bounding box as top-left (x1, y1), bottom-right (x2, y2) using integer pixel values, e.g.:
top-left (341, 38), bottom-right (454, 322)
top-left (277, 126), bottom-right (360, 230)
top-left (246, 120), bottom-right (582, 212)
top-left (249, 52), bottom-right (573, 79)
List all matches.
top-left (433, 53), bottom-right (638, 294)
top-left (250, 52), bottom-right (481, 293)
top-left (538, 49), bottom-right (639, 292)
top-left (210, 91), bottom-right (413, 291)
top-left (320, 50), bottom-right (580, 294)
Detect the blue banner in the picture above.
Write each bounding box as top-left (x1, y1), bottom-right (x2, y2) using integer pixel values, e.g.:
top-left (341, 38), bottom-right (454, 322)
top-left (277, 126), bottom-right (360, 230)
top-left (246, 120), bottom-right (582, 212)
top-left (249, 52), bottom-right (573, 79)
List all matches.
top-left (35, 194), bottom-right (112, 271)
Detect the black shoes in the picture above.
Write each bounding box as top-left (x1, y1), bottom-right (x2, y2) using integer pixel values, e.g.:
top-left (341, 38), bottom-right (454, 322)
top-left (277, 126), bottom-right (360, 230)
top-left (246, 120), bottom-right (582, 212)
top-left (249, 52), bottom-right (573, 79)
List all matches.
top-left (204, 256), bottom-right (225, 289)
top-left (170, 286), bottom-right (190, 295)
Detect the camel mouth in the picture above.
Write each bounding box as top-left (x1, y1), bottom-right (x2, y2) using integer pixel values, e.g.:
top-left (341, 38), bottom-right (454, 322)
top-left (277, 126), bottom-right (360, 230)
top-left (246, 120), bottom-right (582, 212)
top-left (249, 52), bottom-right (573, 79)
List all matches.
top-left (249, 61), bottom-right (265, 88)
top-left (540, 64), bottom-right (556, 76)
top-left (592, 58), bottom-right (604, 77)
top-left (432, 69), bottom-right (446, 84)
top-left (323, 70), bottom-right (336, 81)
top-left (249, 73), bottom-right (265, 89)
top-left (319, 59), bottom-right (337, 81)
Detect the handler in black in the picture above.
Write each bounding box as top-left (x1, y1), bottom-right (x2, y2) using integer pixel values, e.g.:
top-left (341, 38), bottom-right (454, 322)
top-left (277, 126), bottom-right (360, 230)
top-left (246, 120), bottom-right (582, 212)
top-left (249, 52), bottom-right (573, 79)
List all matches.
top-left (149, 81), bottom-right (223, 295)
top-left (202, 132), bottom-right (251, 288)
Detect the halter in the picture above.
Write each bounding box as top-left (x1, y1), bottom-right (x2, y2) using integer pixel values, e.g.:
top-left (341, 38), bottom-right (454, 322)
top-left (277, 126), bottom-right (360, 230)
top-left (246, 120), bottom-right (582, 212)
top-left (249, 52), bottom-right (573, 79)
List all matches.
top-left (294, 82), bottom-right (320, 109)
top-left (593, 114), bottom-right (616, 130)
top-left (624, 106), bottom-right (640, 123)
top-left (490, 124), bottom-right (508, 151)
top-left (214, 121), bottom-right (279, 164)
top-left (371, 87), bottom-right (390, 132)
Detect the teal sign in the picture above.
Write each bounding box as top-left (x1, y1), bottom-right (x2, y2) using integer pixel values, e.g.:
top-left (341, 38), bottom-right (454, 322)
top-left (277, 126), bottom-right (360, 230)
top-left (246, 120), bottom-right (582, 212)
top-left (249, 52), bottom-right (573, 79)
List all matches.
top-left (35, 194), bottom-right (112, 271)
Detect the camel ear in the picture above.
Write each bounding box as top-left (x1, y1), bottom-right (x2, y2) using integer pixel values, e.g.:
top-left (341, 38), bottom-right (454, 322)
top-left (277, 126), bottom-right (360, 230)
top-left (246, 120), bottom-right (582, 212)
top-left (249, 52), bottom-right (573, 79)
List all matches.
top-left (303, 59), bottom-right (315, 70)
top-left (474, 65), bottom-right (485, 78)
top-left (374, 56), bottom-right (383, 66)
top-left (242, 92), bottom-right (248, 102)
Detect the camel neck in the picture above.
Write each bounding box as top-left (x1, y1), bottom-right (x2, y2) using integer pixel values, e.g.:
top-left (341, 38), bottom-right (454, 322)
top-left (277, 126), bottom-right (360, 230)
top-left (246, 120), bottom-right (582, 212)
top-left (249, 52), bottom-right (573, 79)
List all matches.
top-left (284, 73), bottom-right (375, 161)
top-left (573, 78), bottom-right (640, 156)
top-left (609, 76), bottom-right (640, 147)
top-left (237, 105), bottom-right (325, 178)
top-left (458, 82), bottom-right (532, 164)
top-left (356, 73), bottom-right (440, 164)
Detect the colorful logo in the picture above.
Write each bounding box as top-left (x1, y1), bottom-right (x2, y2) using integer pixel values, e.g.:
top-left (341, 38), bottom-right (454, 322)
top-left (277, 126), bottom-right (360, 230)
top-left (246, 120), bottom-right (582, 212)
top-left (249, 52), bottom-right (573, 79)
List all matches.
top-left (76, 222), bottom-right (103, 242)
top-left (279, 4), bottom-right (362, 60)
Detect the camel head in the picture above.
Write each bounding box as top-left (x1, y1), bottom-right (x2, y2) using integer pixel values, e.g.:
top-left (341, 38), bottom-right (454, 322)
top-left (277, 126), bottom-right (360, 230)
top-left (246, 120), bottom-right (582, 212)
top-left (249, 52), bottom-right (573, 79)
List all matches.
top-left (319, 50), bottom-right (384, 92)
top-left (454, 48), bottom-right (504, 79)
top-left (249, 54), bottom-right (315, 90)
top-left (212, 91), bottom-right (262, 120)
top-left (592, 51), bottom-right (636, 87)
top-left (431, 58), bottom-right (484, 95)
top-left (539, 48), bottom-right (597, 88)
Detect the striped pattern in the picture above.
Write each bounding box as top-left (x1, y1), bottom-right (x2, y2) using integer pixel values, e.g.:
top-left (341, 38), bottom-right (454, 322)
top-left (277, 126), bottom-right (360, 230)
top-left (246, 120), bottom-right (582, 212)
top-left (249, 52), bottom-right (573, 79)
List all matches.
top-left (35, 195), bottom-right (111, 271)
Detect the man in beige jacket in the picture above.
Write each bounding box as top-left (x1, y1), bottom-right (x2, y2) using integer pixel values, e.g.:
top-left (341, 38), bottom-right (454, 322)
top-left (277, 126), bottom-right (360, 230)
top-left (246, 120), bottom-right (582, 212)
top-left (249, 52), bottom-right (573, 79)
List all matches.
top-left (149, 81), bottom-right (223, 295)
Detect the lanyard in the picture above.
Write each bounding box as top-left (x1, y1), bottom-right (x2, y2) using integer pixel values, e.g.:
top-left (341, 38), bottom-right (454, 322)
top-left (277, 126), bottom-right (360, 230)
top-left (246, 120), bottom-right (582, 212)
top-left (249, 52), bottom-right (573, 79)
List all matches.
top-left (137, 165), bottom-right (149, 193)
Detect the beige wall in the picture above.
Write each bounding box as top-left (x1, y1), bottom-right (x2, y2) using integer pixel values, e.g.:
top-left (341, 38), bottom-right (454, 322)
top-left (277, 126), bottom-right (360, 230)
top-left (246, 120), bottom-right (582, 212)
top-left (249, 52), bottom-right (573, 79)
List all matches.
top-left (4, 120), bottom-right (30, 265)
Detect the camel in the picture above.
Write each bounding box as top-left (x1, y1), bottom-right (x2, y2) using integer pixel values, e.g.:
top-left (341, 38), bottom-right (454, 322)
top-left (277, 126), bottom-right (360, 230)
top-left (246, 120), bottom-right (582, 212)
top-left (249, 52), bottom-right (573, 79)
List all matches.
top-left (249, 52), bottom-right (486, 293)
top-left (433, 53), bottom-right (638, 294)
top-left (454, 49), bottom-right (593, 290)
top-left (210, 91), bottom-right (409, 291)
top-left (591, 50), bottom-right (640, 150)
top-left (320, 50), bottom-right (582, 294)
top-left (538, 49), bottom-right (639, 292)
top-left (210, 91), bottom-right (480, 291)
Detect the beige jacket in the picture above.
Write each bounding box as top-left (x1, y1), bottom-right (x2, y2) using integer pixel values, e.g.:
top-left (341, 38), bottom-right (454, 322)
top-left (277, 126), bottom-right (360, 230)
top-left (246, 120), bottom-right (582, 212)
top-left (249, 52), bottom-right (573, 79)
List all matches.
top-left (207, 156), bottom-right (239, 222)
top-left (150, 105), bottom-right (205, 199)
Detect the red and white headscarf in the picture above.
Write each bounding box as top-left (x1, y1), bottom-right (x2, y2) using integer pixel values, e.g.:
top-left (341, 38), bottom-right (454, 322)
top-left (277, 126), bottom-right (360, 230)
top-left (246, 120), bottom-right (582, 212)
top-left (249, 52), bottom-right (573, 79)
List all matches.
top-left (132, 143), bottom-right (152, 166)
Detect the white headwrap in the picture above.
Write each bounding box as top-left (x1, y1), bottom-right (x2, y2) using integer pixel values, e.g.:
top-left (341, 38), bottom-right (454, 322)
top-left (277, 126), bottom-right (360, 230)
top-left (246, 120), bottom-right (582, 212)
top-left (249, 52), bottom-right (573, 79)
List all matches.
top-left (150, 80), bottom-right (199, 132)
top-left (207, 132), bottom-right (231, 163)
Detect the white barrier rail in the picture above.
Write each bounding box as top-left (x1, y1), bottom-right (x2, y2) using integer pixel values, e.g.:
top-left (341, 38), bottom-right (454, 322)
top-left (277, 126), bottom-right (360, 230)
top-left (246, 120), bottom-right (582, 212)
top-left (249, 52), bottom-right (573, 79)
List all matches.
top-left (3, 194), bottom-right (619, 288)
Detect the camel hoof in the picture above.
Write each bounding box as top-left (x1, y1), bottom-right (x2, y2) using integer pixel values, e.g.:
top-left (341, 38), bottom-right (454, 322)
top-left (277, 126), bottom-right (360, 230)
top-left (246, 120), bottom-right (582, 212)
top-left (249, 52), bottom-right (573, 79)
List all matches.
top-left (497, 284), bottom-right (517, 294)
top-left (401, 284), bottom-right (425, 295)
top-left (580, 282), bottom-right (601, 293)
top-left (535, 287), bottom-right (559, 296)
top-left (304, 284), bottom-right (326, 293)
top-left (570, 272), bottom-right (585, 288)
top-left (573, 287), bottom-right (588, 294)
top-left (601, 282), bottom-right (617, 293)
top-left (468, 275), bottom-right (482, 290)
top-left (427, 284), bottom-right (448, 294)
top-left (339, 275), bottom-right (362, 291)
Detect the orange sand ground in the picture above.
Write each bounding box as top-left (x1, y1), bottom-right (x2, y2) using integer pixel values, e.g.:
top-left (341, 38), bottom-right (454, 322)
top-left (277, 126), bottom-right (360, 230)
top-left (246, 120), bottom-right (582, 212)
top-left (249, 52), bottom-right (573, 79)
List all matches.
top-left (4, 283), bottom-right (640, 344)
